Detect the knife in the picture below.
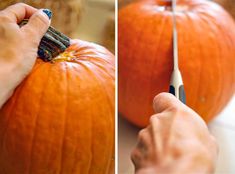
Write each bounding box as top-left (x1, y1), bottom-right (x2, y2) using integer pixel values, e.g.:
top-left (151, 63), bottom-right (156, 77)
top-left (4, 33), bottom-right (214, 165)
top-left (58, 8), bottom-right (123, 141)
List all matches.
top-left (169, 0), bottom-right (186, 104)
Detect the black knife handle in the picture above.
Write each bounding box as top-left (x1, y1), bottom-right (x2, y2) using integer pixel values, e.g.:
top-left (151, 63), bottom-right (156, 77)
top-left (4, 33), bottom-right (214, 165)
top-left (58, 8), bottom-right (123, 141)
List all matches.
top-left (169, 85), bottom-right (186, 104)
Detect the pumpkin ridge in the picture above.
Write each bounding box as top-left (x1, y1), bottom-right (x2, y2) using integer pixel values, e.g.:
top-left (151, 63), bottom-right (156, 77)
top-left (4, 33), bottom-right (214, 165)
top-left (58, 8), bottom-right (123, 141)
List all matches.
top-left (179, 12), bottom-right (190, 103)
top-left (198, 10), bottom-right (233, 119)
top-left (121, 3), bottom-right (143, 77)
top-left (87, 84), bottom-right (93, 174)
top-left (119, 5), bottom-right (152, 121)
top-left (85, 61), bottom-right (114, 113)
top-left (208, 11), bottom-right (235, 117)
top-left (70, 52), bottom-right (115, 84)
top-left (149, 13), bottom-right (169, 106)
top-left (89, 61), bottom-right (115, 81)
top-left (197, 12), bottom-right (223, 119)
top-left (186, 12), bottom-right (212, 118)
top-left (142, 12), bottom-right (169, 124)
top-left (193, 13), bottom-right (207, 115)
top-left (188, 1), bottom-right (233, 118)
top-left (0, 82), bottom-right (25, 158)
top-left (184, 12), bottom-right (202, 112)
top-left (28, 64), bottom-right (53, 174)
top-left (197, 14), bottom-right (214, 120)
top-left (127, 9), bottom-right (148, 65)
top-left (58, 62), bottom-right (68, 174)
top-left (0, 78), bottom-right (26, 142)
top-left (83, 65), bottom-right (114, 174)
top-left (183, 12), bottom-right (199, 110)
top-left (0, 62), bottom-right (47, 166)
top-left (68, 64), bottom-right (91, 174)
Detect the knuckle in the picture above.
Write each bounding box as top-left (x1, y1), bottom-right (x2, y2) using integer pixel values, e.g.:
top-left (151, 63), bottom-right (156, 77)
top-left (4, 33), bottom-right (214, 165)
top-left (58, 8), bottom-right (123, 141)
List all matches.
top-left (34, 13), bottom-right (49, 27)
top-left (9, 2), bottom-right (28, 11)
top-left (149, 114), bottom-right (163, 134)
top-left (130, 149), bottom-right (140, 163)
top-left (149, 115), bottom-right (159, 125)
top-left (15, 2), bottom-right (27, 7)
top-left (138, 129), bottom-right (146, 140)
top-left (137, 128), bottom-right (152, 147)
top-left (149, 114), bottom-right (161, 131)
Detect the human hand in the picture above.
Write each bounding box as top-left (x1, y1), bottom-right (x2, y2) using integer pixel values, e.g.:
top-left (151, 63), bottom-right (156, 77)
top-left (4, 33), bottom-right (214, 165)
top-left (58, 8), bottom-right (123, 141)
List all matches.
top-left (0, 3), bottom-right (51, 107)
top-left (131, 93), bottom-right (218, 174)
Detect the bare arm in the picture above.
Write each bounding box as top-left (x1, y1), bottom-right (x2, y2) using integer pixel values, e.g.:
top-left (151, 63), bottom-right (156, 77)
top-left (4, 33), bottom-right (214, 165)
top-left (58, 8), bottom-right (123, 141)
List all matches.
top-left (0, 3), bottom-right (51, 107)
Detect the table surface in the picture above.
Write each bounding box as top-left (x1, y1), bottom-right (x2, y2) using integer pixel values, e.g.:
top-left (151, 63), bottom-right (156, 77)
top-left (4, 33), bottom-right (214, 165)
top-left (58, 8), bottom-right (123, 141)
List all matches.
top-left (118, 95), bottom-right (235, 174)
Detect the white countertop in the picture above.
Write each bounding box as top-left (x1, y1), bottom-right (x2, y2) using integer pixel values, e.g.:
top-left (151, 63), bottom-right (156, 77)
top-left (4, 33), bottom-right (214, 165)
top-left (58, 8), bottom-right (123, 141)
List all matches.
top-left (118, 95), bottom-right (235, 174)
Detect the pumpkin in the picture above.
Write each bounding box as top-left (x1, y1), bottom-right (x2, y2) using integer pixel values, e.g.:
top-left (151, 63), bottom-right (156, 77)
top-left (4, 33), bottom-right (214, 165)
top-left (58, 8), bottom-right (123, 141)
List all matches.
top-left (118, 0), bottom-right (235, 127)
top-left (0, 39), bottom-right (115, 173)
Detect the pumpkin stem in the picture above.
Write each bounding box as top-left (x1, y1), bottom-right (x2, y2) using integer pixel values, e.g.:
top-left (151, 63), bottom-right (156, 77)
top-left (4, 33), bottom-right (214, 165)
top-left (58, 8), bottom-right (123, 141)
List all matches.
top-left (156, 0), bottom-right (172, 7)
top-left (19, 19), bottom-right (70, 62)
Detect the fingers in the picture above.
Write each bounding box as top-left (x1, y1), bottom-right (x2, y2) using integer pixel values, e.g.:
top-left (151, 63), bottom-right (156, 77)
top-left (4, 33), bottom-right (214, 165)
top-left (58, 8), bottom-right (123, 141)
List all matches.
top-left (0, 3), bottom-right (51, 44)
top-left (21, 9), bottom-right (51, 43)
top-left (1, 3), bottom-right (37, 23)
top-left (153, 92), bottom-right (184, 113)
top-left (131, 128), bottom-right (152, 170)
top-left (136, 129), bottom-right (152, 158)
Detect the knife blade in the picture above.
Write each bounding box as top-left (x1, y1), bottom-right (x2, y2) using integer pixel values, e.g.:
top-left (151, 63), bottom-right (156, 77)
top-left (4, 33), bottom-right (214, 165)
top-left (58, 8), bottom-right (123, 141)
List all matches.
top-left (169, 0), bottom-right (186, 104)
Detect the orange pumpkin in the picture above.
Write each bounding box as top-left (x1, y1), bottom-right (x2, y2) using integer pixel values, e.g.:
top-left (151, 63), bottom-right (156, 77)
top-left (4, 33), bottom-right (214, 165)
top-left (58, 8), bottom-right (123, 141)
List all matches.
top-left (118, 0), bottom-right (235, 127)
top-left (0, 39), bottom-right (115, 173)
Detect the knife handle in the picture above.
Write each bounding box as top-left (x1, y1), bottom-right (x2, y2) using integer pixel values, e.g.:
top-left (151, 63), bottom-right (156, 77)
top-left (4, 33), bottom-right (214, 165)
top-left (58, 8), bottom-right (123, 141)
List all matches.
top-left (169, 69), bottom-right (186, 104)
top-left (169, 85), bottom-right (186, 104)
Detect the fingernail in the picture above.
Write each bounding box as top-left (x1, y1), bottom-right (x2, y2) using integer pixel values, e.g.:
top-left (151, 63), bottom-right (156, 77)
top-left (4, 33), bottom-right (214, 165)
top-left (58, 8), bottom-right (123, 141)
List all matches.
top-left (42, 9), bottom-right (52, 19)
top-left (37, 49), bottom-right (45, 58)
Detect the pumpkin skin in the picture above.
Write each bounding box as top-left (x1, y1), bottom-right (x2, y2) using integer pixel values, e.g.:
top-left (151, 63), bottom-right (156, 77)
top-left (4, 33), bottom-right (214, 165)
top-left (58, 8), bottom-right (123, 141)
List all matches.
top-left (0, 39), bottom-right (115, 174)
top-left (118, 0), bottom-right (235, 127)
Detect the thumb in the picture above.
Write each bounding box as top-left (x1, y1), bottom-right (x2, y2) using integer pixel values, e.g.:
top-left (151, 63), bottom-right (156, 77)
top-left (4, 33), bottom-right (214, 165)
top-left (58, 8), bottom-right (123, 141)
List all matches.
top-left (21, 9), bottom-right (51, 43)
top-left (153, 92), bottom-right (184, 114)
